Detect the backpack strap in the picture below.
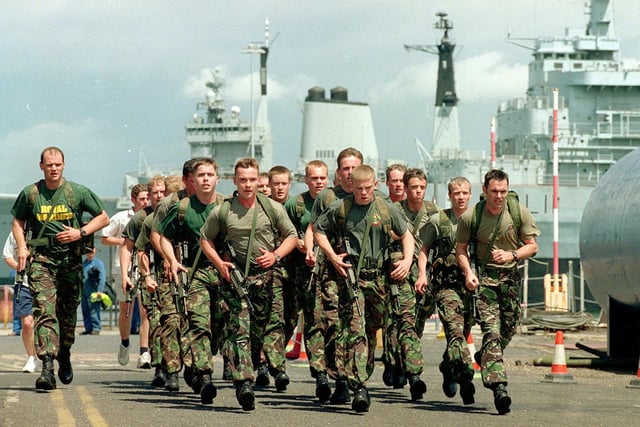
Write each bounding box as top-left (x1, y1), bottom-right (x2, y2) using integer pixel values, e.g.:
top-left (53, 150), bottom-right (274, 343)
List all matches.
top-left (294, 193), bottom-right (306, 220)
top-left (177, 197), bottom-right (190, 226)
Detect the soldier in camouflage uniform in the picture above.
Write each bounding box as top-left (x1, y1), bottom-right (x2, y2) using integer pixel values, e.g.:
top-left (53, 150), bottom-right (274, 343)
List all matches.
top-left (314, 165), bottom-right (424, 413)
top-left (11, 146), bottom-right (109, 390)
top-left (416, 176), bottom-right (476, 405)
top-left (122, 175), bottom-right (166, 385)
top-left (151, 163), bottom-right (196, 392)
top-left (200, 158), bottom-right (297, 411)
top-left (456, 169), bottom-right (540, 415)
top-left (158, 158), bottom-right (225, 405)
top-left (283, 160), bottom-right (329, 400)
top-left (384, 167), bottom-right (438, 389)
top-left (305, 148), bottom-right (363, 404)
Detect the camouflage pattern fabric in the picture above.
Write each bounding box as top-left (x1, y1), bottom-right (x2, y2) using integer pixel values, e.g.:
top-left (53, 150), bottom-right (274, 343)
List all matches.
top-left (140, 284), bottom-right (163, 367)
top-left (158, 278), bottom-right (186, 374)
top-left (29, 253), bottom-right (83, 358)
top-left (435, 286), bottom-right (474, 382)
top-left (476, 268), bottom-right (522, 387)
top-left (261, 267), bottom-right (287, 375)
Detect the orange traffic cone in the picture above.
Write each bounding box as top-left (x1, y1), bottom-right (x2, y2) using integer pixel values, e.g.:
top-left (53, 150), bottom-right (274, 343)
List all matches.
top-left (466, 334), bottom-right (480, 372)
top-left (542, 330), bottom-right (576, 383)
top-left (286, 315), bottom-right (304, 360)
top-left (626, 355), bottom-right (640, 388)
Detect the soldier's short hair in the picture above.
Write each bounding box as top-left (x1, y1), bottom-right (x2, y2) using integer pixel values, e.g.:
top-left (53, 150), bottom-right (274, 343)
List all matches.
top-left (306, 160), bottom-right (328, 176)
top-left (164, 175), bottom-right (184, 194)
top-left (234, 158), bottom-right (260, 174)
top-left (192, 157), bottom-right (218, 174)
top-left (40, 146), bottom-right (64, 163)
top-left (268, 165), bottom-right (291, 182)
top-left (403, 168), bottom-right (427, 187)
top-left (147, 175), bottom-right (165, 192)
top-left (336, 147), bottom-right (363, 168)
top-left (448, 176), bottom-right (471, 193)
top-left (130, 183), bottom-right (148, 199)
top-left (483, 169), bottom-right (509, 188)
top-left (182, 158), bottom-right (198, 178)
top-left (385, 163), bottom-right (407, 181)
top-left (350, 165), bottom-right (376, 183)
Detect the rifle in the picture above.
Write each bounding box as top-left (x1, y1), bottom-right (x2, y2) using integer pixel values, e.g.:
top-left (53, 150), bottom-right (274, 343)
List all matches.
top-left (469, 241), bottom-right (480, 320)
top-left (174, 242), bottom-right (189, 317)
top-left (388, 251), bottom-right (403, 313)
top-left (225, 242), bottom-right (254, 313)
top-left (306, 246), bottom-right (321, 292)
top-left (125, 253), bottom-right (140, 318)
top-left (343, 239), bottom-right (362, 316)
top-left (416, 248), bottom-right (434, 315)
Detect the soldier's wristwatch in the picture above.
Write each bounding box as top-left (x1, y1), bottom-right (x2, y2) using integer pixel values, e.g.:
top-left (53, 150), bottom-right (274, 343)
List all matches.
top-left (274, 253), bottom-right (281, 264)
top-left (80, 229), bottom-right (87, 238)
top-left (511, 251), bottom-right (518, 261)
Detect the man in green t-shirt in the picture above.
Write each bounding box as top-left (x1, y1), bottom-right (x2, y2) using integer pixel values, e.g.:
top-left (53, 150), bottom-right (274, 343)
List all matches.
top-left (11, 146), bottom-right (109, 391)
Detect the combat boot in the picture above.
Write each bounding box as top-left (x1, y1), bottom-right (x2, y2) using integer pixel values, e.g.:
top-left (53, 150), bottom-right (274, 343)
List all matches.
top-left (459, 381), bottom-right (476, 405)
top-left (315, 371), bottom-right (331, 403)
top-left (330, 379), bottom-right (350, 404)
top-left (199, 373), bottom-right (217, 404)
top-left (382, 361), bottom-right (394, 387)
top-left (151, 366), bottom-right (167, 388)
top-left (255, 361), bottom-right (270, 387)
top-left (236, 380), bottom-right (255, 411)
top-left (274, 371), bottom-right (290, 392)
top-left (35, 355), bottom-right (56, 390)
top-left (393, 365), bottom-right (407, 389)
top-left (183, 365), bottom-right (194, 387)
top-left (408, 374), bottom-right (427, 401)
top-left (439, 361), bottom-right (457, 398)
top-left (165, 372), bottom-right (179, 392)
top-left (492, 383), bottom-right (511, 415)
top-left (190, 374), bottom-right (202, 394)
top-left (57, 346), bottom-right (73, 385)
top-left (351, 386), bottom-right (371, 413)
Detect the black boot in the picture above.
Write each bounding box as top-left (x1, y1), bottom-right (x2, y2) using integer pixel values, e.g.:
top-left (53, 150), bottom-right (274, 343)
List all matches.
top-left (315, 372), bottom-right (331, 403)
top-left (439, 361), bottom-right (457, 398)
top-left (493, 383), bottom-right (511, 415)
top-left (393, 365), bottom-right (407, 389)
top-left (199, 373), bottom-right (217, 404)
top-left (165, 372), bottom-right (179, 392)
top-left (382, 361), bottom-right (394, 387)
top-left (330, 379), bottom-right (350, 404)
top-left (236, 380), bottom-right (255, 411)
top-left (255, 361), bottom-right (270, 387)
top-left (57, 347), bottom-right (73, 385)
top-left (274, 371), bottom-right (290, 392)
top-left (408, 374), bottom-right (427, 401)
top-left (36, 355), bottom-right (56, 390)
top-left (151, 366), bottom-right (167, 388)
top-left (183, 365), bottom-right (194, 387)
top-left (351, 386), bottom-right (371, 413)
top-left (460, 381), bottom-right (476, 405)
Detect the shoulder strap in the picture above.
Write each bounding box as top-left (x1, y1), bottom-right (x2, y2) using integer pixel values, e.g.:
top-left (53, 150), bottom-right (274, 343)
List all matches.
top-left (177, 197), bottom-right (190, 226)
top-left (294, 193), bottom-right (306, 220)
top-left (470, 200), bottom-right (486, 244)
top-left (506, 192), bottom-right (522, 234)
top-left (336, 195), bottom-right (354, 231)
top-left (373, 196), bottom-right (391, 235)
top-left (256, 192), bottom-right (278, 232)
top-left (323, 188), bottom-right (337, 207)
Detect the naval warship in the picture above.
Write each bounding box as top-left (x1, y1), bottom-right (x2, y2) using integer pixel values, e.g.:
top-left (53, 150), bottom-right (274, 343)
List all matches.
top-left (412, 0), bottom-right (640, 269)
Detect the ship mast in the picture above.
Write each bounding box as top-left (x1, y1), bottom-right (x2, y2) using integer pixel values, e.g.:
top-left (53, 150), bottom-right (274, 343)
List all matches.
top-left (405, 11), bottom-right (461, 154)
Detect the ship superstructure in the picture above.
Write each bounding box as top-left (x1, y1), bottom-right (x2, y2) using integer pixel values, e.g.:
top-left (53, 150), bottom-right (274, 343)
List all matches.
top-left (412, 0), bottom-right (640, 262)
top-left (185, 19), bottom-right (273, 176)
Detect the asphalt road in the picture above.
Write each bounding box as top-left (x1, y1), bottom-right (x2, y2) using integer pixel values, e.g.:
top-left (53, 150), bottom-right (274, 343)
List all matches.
top-left (1, 323), bottom-right (639, 427)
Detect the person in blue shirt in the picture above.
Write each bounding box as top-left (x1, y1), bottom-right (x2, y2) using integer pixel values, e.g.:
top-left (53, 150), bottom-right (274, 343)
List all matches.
top-left (81, 247), bottom-right (106, 335)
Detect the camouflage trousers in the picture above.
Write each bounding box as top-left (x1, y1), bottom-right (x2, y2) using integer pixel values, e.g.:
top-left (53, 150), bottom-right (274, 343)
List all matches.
top-left (261, 266), bottom-right (291, 376)
top-left (221, 269), bottom-right (283, 384)
top-left (303, 265), bottom-right (340, 379)
top-left (382, 278), bottom-right (425, 377)
top-left (157, 278), bottom-right (188, 374)
top-left (182, 266), bottom-right (221, 374)
top-left (282, 259), bottom-right (300, 344)
top-left (414, 276), bottom-right (437, 338)
top-left (435, 284), bottom-right (474, 383)
top-left (140, 285), bottom-right (163, 367)
top-left (28, 253), bottom-right (83, 359)
top-left (476, 268), bottom-right (522, 388)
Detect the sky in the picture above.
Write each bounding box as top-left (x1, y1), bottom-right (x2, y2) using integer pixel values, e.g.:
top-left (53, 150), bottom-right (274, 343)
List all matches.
top-left (1, 0), bottom-right (639, 198)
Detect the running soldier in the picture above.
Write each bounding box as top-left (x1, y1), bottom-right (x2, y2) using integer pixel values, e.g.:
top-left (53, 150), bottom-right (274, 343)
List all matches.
top-left (11, 146), bottom-right (109, 390)
top-left (314, 165), bottom-right (425, 413)
top-left (283, 160), bottom-right (329, 399)
top-left (416, 176), bottom-right (476, 405)
top-left (305, 147), bottom-right (363, 404)
top-left (200, 158), bottom-right (297, 411)
top-left (158, 158), bottom-right (225, 405)
top-left (456, 169), bottom-right (540, 415)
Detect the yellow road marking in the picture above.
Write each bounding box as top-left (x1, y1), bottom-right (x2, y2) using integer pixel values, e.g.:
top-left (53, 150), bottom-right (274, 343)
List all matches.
top-left (50, 390), bottom-right (76, 427)
top-left (76, 385), bottom-right (108, 427)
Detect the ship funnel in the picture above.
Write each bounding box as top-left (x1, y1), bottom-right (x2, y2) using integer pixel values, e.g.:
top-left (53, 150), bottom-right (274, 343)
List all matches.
top-left (330, 87), bottom-right (348, 102)
top-left (306, 87), bottom-right (326, 102)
